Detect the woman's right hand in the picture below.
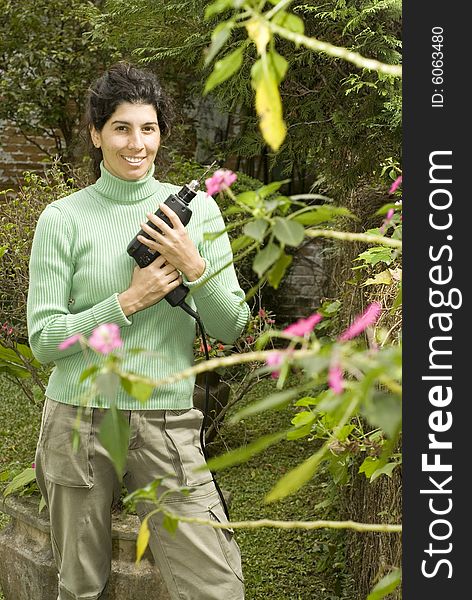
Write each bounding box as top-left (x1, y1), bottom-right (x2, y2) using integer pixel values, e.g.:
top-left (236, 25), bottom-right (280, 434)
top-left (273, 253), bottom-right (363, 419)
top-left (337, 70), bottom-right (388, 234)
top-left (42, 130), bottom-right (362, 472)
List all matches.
top-left (118, 254), bottom-right (183, 316)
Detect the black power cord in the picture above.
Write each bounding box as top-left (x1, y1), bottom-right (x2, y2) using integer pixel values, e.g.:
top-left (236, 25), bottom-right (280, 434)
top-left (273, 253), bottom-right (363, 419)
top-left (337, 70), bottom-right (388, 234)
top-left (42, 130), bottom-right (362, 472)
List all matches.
top-left (179, 301), bottom-right (231, 520)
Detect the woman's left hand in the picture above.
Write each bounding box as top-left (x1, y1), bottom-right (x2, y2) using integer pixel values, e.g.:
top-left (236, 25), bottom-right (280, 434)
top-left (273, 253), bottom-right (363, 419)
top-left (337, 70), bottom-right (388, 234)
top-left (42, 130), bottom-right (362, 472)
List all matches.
top-left (137, 203), bottom-right (206, 282)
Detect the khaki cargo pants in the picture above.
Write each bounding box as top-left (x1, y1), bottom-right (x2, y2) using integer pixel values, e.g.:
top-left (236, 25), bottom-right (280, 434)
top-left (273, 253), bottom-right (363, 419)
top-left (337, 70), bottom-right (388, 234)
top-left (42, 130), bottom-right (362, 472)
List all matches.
top-left (35, 398), bottom-right (245, 600)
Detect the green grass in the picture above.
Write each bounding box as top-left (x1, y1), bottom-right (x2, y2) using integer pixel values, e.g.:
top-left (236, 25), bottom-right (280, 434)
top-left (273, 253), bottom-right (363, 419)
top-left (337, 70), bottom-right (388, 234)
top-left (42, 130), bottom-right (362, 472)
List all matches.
top-left (0, 375), bottom-right (354, 600)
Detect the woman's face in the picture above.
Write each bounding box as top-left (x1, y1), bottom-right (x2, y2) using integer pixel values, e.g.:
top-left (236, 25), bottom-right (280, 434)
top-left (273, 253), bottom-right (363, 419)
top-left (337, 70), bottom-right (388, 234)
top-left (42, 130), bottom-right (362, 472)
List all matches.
top-left (90, 102), bottom-right (161, 181)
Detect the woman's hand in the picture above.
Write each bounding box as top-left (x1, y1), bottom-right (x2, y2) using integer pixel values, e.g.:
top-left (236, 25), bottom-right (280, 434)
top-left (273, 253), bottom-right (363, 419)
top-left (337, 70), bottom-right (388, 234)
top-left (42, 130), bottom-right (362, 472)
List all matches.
top-left (137, 203), bottom-right (206, 282)
top-left (118, 255), bottom-right (183, 316)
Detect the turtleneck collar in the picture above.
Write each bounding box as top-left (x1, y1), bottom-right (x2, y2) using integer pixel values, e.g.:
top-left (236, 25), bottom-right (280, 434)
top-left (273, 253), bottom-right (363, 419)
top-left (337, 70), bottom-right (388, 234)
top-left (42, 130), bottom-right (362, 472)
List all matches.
top-left (92, 162), bottom-right (159, 203)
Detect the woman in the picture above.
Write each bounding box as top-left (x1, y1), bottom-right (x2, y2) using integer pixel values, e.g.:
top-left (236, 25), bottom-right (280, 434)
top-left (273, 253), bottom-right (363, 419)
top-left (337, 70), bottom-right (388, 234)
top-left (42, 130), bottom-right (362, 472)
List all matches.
top-left (27, 62), bottom-right (249, 600)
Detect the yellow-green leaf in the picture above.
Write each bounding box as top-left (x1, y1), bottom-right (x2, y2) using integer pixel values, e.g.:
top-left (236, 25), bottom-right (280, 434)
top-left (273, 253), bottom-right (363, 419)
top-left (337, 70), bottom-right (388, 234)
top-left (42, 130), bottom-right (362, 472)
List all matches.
top-left (246, 19), bottom-right (270, 53)
top-left (362, 269), bottom-right (392, 286)
top-left (254, 69), bottom-right (286, 151)
top-left (136, 517), bottom-right (151, 564)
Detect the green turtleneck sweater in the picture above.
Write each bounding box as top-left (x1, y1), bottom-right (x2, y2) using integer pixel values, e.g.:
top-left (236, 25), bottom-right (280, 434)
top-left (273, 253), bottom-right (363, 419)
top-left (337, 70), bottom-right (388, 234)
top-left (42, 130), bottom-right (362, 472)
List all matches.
top-left (27, 164), bottom-right (250, 410)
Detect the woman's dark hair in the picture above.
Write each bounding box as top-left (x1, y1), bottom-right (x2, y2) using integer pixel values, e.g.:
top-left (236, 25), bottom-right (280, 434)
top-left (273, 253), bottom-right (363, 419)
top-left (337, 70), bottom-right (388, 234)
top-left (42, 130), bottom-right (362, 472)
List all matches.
top-left (83, 62), bottom-right (173, 180)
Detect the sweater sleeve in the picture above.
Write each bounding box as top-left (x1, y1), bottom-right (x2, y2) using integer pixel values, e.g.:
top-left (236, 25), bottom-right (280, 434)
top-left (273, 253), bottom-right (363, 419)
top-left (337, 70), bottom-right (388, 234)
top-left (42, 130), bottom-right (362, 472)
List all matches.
top-left (182, 195), bottom-right (250, 343)
top-left (27, 205), bottom-right (131, 364)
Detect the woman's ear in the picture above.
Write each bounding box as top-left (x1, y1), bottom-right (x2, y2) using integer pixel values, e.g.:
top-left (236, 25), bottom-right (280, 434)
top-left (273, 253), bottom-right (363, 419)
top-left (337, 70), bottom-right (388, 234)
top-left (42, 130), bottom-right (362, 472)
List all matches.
top-left (90, 126), bottom-right (101, 149)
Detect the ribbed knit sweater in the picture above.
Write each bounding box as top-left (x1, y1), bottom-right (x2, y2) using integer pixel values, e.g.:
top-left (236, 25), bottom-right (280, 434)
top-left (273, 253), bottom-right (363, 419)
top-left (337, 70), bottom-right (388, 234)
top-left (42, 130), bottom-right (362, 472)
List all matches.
top-left (27, 163), bottom-right (250, 410)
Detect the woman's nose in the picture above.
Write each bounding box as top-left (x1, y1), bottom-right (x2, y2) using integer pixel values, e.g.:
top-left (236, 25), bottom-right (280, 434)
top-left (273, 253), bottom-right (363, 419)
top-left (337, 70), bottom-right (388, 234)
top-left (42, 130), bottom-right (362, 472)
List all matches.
top-left (128, 130), bottom-right (144, 149)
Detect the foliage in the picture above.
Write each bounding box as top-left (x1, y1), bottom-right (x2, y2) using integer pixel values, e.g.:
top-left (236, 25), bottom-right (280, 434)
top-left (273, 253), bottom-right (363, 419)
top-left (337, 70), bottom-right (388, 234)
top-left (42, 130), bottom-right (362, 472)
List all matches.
top-left (0, 0), bottom-right (120, 162)
top-left (0, 166), bottom-right (79, 341)
top-left (92, 0), bottom-right (402, 193)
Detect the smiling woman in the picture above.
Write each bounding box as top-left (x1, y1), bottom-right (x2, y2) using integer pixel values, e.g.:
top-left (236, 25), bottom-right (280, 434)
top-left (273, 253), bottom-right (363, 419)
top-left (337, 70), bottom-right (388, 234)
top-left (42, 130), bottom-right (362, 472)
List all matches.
top-left (26, 62), bottom-right (250, 600)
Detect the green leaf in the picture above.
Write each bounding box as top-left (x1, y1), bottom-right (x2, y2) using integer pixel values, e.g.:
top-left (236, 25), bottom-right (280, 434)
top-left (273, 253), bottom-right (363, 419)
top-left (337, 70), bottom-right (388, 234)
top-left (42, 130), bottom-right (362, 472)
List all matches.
top-left (294, 396), bottom-right (320, 407)
top-left (354, 246), bottom-right (394, 267)
top-left (204, 20), bottom-right (234, 66)
top-left (243, 219), bottom-right (268, 242)
top-left (361, 393), bottom-right (401, 438)
top-left (231, 387), bottom-right (302, 422)
top-left (265, 447), bottom-right (327, 503)
top-left (98, 405), bottom-right (130, 479)
top-left (251, 51), bottom-right (288, 86)
top-left (257, 179), bottom-right (290, 198)
top-left (367, 568), bottom-right (402, 600)
top-left (359, 456), bottom-right (382, 479)
top-left (273, 217), bottom-right (305, 246)
top-left (231, 235), bottom-right (253, 253)
top-left (235, 190), bottom-right (258, 208)
top-left (292, 205), bottom-right (354, 225)
top-left (267, 252), bottom-right (292, 288)
top-left (3, 467), bottom-right (36, 497)
top-left (163, 513), bottom-right (179, 536)
top-left (204, 46), bottom-right (244, 94)
top-left (203, 430), bottom-right (288, 472)
top-left (204, 0), bottom-right (236, 19)
top-left (79, 364), bottom-right (100, 382)
top-left (253, 242), bottom-right (282, 277)
top-left (370, 461), bottom-right (398, 482)
top-left (136, 517), bottom-right (150, 564)
top-left (272, 11), bottom-right (305, 35)
top-left (120, 376), bottom-right (154, 403)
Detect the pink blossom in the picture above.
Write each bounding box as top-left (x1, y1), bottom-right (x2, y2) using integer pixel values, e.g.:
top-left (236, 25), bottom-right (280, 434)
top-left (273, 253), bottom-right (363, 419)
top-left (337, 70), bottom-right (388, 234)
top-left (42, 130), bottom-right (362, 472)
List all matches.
top-left (58, 334), bottom-right (83, 350)
top-left (205, 169), bottom-right (237, 196)
top-left (266, 351), bottom-right (284, 379)
top-left (88, 323), bottom-right (123, 354)
top-left (389, 175), bottom-right (402, 195)
top-left (31, 462), bottom-right (36, 469)
top-left (258, 308), bottom-right (266, 318)
top-left (283, 312), bottom-right (323, 337)
top-left (338, 302), bottom-right (382, 342)
top-left (328, 364), bottom-right (344, 395)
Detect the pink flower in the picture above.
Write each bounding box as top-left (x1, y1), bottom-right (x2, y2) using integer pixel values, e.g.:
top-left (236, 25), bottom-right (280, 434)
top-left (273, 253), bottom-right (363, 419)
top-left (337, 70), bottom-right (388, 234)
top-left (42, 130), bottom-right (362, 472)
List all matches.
top-left (283, 312), bottom-right (323, 337)
top-left (265, 351), bottom-right (284, 379)
top-left (31, 462), bottom-right (36, 469)
top-left (328, 364), bottom-right (344, 395)
top-left (205, 169), bottom-right (237, 196)
top-left (246, 335), bottom-right (255, 344)
top-left (88, 323), bottom-right (123, 355)
top-left (58, 333), bottom-right (83, 350)
top-left (389, 175), bottom-right (402, 195)
top-left (258, 308), bottom-right (266, 318)
top-left (338, 302), bottom-right (382, 342)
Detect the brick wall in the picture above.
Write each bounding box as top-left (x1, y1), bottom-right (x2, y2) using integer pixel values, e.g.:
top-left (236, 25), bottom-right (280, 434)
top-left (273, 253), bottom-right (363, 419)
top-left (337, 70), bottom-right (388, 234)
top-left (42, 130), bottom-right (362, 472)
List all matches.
top-left (0, 120), bottom-right (56, 190)
top-left (264, 239), bottom-right (329, 324)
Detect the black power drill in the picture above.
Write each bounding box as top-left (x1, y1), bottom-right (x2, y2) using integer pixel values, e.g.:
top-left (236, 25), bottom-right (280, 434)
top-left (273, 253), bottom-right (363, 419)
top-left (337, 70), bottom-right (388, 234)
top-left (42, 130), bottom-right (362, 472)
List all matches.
top-left (126, 179), bottom-right (200, 307)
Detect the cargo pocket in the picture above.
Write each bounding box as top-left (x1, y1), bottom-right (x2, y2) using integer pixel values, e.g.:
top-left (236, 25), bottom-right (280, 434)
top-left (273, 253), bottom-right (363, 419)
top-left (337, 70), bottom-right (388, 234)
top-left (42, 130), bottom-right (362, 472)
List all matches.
top-left (208, 499), bottom-right (245, 583)
top-left (163, 408), bottom-right (213, 487)
top-left (40, 401), bottom-right (94, 488)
